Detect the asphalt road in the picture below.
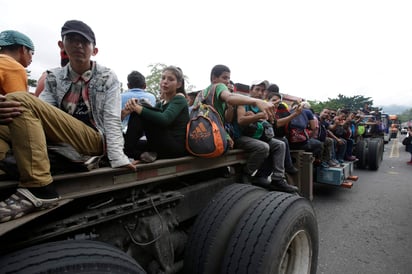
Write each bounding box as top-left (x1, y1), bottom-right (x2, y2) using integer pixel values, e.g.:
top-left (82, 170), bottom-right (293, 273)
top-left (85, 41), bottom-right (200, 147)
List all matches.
top-left (312, 137), bottom-right (412, 274)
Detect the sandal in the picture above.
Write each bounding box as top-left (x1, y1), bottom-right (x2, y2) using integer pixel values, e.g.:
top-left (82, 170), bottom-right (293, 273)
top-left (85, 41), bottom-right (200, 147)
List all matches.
top-left (0, 188), bottom-right (60, 223)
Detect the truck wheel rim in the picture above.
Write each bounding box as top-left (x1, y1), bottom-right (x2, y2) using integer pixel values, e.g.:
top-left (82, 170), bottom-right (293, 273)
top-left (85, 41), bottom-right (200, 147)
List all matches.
top-left (280, 229), bottom-right (311, 273)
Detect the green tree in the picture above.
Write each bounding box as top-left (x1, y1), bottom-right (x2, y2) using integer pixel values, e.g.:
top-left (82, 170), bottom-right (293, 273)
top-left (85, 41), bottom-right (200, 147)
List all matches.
top-left (145, 63), bottom-right (193, 97)
top-left (309, 94), bottom-right (374, 114)
top-left (26, 70), bottom-right (37, 88)
top-left (399, 108), bottom-right (412, 125)
top-left (145, 63), bottom-right (166, 97)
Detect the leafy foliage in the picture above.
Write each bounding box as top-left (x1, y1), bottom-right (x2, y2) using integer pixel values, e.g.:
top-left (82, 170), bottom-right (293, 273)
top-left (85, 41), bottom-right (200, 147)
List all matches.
top-left (145, 63), bottom-right (193, 97)
top-left (26, 70), bottom-right (37, 88)
top-left (145, 63), bottom-right (167, 97)
top-left (308, 94), bottom-right (374, 114)
top-left (399, 108), bottom-right (412, 125)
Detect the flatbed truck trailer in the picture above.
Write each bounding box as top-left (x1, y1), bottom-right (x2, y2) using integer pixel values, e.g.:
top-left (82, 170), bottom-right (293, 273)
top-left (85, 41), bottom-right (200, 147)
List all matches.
top-left (0, 149), bottom-right (319, 274)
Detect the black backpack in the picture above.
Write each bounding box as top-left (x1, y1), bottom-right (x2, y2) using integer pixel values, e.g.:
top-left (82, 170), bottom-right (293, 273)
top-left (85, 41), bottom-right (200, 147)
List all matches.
top-left (186, 84), bottom-right (228, 158)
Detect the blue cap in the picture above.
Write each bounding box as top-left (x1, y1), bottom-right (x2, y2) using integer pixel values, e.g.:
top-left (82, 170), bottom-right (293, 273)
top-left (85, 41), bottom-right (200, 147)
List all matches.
top-left (0, 30), bottom-right (34, 51)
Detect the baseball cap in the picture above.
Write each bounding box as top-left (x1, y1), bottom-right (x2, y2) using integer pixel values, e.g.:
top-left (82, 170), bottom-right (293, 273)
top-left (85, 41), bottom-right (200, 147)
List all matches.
top-left (250, 80), bottom-right (269, 89)
top-left (267, 83), bottom-right (279, 93)
top-left (61, 20), bottom-right (96, 45)
top-left (0, 30), bottom-right (34, 51)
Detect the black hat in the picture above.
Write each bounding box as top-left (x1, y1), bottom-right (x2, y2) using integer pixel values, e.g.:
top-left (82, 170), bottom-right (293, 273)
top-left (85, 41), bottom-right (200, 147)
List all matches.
top-left (267, 84), bottom-right (279, 93)
top-left (61, 20), bottom-right (96, 45)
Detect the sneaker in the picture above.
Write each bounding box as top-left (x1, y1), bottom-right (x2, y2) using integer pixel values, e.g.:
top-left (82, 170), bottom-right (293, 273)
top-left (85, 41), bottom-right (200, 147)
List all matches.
top-left (0, 188), bottom-right (60, 223)
top-left (269, 179), bottom-right (299, 193)
top-left (328, 160), bottom-right (339, 167)
top-left (320, 161), bottom-right (329, 168)
top-left (345, 155), bottom-right (358, 161)
top-left (331, 159), bottom-right (340, 165)
top-left (249, 176), bottom-right (269, 187)
top-left (140, 152), bottom-right (157, 163)
top-left (285, 166), bottom-right (299, 174)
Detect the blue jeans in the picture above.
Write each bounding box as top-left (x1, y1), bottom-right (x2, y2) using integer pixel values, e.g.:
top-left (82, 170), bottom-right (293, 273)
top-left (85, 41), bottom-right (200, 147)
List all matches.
top-left (334, 138), bottom-right (347, 161)
top-left (289, 138), bottom-right (323, 159)
top-left (275, 136), bottom-right (294, 170)
top-left (345, 138), bottom-right (354, 158)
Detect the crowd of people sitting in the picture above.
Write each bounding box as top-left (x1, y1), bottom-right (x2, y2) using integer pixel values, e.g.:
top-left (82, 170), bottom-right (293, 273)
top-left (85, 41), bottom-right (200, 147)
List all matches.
top-left (0, 19), bottom-right (370, 223)
top-left (118, 67), bottom-right (371, 192)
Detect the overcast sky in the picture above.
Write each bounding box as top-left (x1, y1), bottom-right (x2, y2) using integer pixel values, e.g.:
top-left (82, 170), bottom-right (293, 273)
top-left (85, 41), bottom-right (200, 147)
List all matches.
top-left (2, 0), bottom-right (412, 108)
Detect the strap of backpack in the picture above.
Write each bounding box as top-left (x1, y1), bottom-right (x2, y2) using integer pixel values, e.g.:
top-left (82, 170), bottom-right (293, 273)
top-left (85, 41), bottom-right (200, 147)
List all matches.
top-left (202, 84), bottom-right (217, 106)
top-left (191, 84), bottom-right (218, 113)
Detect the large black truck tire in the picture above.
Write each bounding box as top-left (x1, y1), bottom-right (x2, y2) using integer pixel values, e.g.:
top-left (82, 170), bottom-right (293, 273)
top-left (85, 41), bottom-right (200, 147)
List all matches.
top-left (355, 140), bottom-right (367, 169)
top-left (368, 138), bottom-right (382, 171)
top-left (221, 191), bottom-right (318, 274)
top-left (0, 240), bottom-right (146, 274)
top-left (183, 183), bottom-right (268, 274)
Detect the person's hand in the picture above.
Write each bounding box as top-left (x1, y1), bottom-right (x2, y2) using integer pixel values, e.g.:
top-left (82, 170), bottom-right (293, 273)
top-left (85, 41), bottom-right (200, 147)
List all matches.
top-left (270, 98), bottom-right (281, 107)
top-left (122, 161), bottom-right (138, 171)
top-left (125, 98), bottom-right (143, 114)
top-left (294, 104), bottom-right (303, 115)
top-left (227, 83), bottom-right (234, 93)
top-left (336, 138), bottom-right (344, 145)
top-left (256, 100), bottom-right (276, 123)
top-left (0, 95), bottom-right (23, 124)
top-left (258, 112), bottom-right (268, 120)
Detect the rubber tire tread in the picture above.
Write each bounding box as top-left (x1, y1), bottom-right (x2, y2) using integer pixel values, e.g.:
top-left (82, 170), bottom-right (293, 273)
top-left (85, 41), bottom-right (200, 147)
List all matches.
top-left (0, 240), bottom-right (146, 274)
top-left (368, 139), bottom-right (381, 170)
top-left (183, 184), bottom-right (267, 274)
top-left (221, 191), bottom-right (318, 274)
top-left (379, 138), bottom-right (384, 161)
top-left (355, 140), bottom-right (367, 169)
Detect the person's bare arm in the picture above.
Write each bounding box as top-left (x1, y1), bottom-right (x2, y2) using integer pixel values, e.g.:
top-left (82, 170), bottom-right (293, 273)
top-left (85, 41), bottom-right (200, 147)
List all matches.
top-left (225, 104), bottom-right (236, 123)
top-left (220, 90), bottom-right (276, 122)
top-left (308, 119), bottom-right (315, 130)
top-left (236, 105), bottom-right (267, 126)
top-left (276, 104), bottom-right (303, 127)
top-left (34, 72), bottom-right (47, 97)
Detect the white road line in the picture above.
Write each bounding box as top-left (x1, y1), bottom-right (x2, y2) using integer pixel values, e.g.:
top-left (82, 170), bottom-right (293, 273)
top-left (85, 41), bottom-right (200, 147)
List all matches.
top-left (389, 138), bottom-right (399, 158)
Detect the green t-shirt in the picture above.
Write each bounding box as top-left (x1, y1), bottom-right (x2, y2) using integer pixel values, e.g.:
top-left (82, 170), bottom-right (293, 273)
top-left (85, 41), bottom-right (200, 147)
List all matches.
top-left (202, 83), bottom-right (228, 123)
top-left (140, 94), bottom-right (189, 139)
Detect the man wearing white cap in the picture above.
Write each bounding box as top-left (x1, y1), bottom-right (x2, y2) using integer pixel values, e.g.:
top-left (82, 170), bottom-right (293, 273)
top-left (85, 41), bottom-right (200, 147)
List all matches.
top-left (234, 80), bottom-right (299, 193)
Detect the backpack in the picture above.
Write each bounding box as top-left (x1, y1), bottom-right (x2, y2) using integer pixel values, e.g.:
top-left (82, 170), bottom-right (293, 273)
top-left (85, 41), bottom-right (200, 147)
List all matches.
top-left (287, 111), bottom-right (310, 144)
top-left (402, 135), bottom-right (411, 146)
top-left (186, 84), bottom-right (229, 158)
top-left (273, 102), bottom-right (290, 137)
top-left (241, 105), bottom-right (274, 142)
